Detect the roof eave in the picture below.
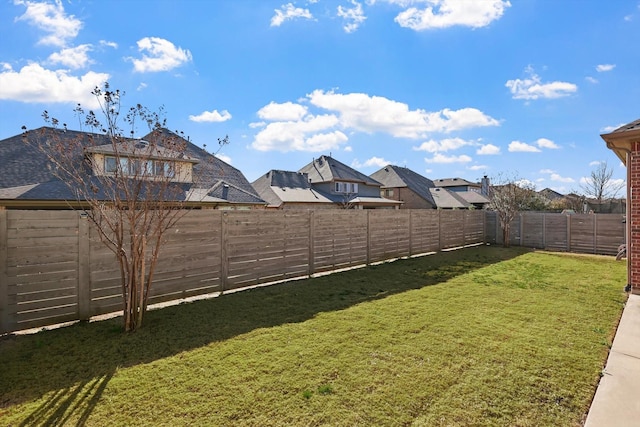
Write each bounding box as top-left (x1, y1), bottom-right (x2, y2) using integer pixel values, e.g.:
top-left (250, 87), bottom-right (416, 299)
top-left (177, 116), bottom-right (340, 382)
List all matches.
top-left (601, 128), bottom-right (640, 165)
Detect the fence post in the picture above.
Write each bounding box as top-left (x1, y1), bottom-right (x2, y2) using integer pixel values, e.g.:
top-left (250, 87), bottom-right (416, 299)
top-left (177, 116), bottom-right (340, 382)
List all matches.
top-left (0, 209), bottom-right (8, 334)
top-left (408, 210), bottom-right (413, 256)
top-left (366, 210), bottom-right (371, 265)
top-left (519, 213), bottom-right (524, 247)
top-left (308, 210), bottom-right (315, 276)
top-left (438, 209), bottom-right (443, 250)
top-left (542, 213), bottom-right (546, 249)
top-left (220, 212), bottom-right (228, 293)
top-left (77, 213), bottom-right (91, 320)
top-left (594, 214), bottom-right (598, 254)
top-left (567, 214), bottom-right (572, 252)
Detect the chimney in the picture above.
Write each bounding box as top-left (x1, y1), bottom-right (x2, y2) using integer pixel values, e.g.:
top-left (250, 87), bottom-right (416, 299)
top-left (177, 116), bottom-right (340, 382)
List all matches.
top-left (481, 175), bottom-right (490, 196)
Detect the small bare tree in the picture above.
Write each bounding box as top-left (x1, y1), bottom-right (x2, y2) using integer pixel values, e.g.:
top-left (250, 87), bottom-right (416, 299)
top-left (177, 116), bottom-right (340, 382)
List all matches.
top-left (487, 175), bottom-right (540, 247)
top-left (580, 161), bottom-right (624, 205)
top-left (22, 83), bottom-right (206, 332)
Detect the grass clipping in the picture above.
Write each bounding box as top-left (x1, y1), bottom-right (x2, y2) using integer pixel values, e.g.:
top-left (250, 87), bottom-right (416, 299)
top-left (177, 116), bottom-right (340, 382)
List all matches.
top-left (0, 246), bottom-right (627, 426)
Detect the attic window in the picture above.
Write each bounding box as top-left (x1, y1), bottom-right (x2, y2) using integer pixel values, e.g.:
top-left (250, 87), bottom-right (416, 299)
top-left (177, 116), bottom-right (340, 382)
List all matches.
top-left (335, 182), bottom-right (358, 193)
top-left (104, 155), bottom-right (175, 178)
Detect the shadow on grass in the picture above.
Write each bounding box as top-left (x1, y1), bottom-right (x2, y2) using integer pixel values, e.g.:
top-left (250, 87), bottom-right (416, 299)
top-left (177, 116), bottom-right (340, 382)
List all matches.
top-left (0, 245), bottom-right (529, 420)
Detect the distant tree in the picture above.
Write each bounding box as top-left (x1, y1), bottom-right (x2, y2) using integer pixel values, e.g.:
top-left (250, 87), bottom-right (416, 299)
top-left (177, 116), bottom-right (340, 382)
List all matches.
top-left (22, 83), bottom-right (210, 332)
top-left (487, 175), bottom-right (542, 247)
top-left (580, 161), bottom-right (624, 205)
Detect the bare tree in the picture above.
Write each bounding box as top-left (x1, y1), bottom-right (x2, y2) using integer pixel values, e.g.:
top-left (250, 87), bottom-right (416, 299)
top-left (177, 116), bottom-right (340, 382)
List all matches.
top-left (22, 83), bottom-right (207, 332)
top-left (580, 161), bottom-right (624, 206)
top-left (487, 175), bottom-right (541, 247)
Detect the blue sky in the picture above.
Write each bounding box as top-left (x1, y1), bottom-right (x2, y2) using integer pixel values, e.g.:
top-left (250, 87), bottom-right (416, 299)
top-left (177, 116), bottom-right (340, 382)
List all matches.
top-left (1, 0), bottom-right (638, 193)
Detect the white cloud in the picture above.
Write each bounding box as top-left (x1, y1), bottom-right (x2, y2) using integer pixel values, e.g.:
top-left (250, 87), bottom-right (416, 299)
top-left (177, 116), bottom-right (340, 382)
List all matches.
top-left (413, 137), bottom-right (474, 153)
top-left (468, 164), bottom-right (488, 171)
top-left (15, 0), bottom-right (82, 47)
top-left (216, 153), bottom-right (232, 164)
top-left (251, 90), bottom-right (500, 152)
top-left (589, 160), bottom-right (602, 166)
top-left (338, 0), bottom-right (367, 33)
top-left (536, 138), bottom-right (559, 149)
top-left (0, 63), bottom-right (108, 106)
top-left (506, 67), bottom-right (577, 100)
top-left (344, 146), bottom-right (353, 152)
top-left (477, 143), bottom-right (500, 155)
top-left (137, 82), bottom-right (147, 91)
top-left (596, 64), bottom-right (616, 72)
top-left (308, 89), bottom-right (499, 138)
top-left (393, 0), bottom-right (511, 31)
top-left (47, 44), bottom-right (92, 69)
top-left (540, 169), bottom-right (574, 183)
top-left (549, 173), bottom-right (574, 183)
top-left (271, 3), bottom-right (313, 27)
top-left (352, 156), bottom-right (391, 168)
top-left (189, 110), bottom-right (232, 123)
top-left (508, 141), bottom-right (541, 152)
top-left (249, 121), bottom-right (266, 129)
top-left (258, 101), bottom-right (308, 121)
top-left (129, 37), bottom-right (192, 73)
top-left (100, 40), bottom-right (118, 49)
top-left (585, 76), bottom-right (598, 84)
top-left (424, 153), bottom-right (472, 164)
top-left (600, 123), bottom-right (625, 133)
top-left (252, 114), bottom-right (348, 152)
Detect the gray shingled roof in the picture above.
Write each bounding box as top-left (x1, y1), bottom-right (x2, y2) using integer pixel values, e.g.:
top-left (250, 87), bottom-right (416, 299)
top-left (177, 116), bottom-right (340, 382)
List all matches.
top-left (429, 188), bottom-right (470, 209)
top-left (251, 170), bottom-right (336, 207)
top-left (0, 127), bottom-right (264, 205)
top-left (370, 165), bottom-right (436, 207)
top-left (299, 155), bottom-right (382, 186)
top-left (433, 177), bottom-right (480, 188)
top-left (609, 118), bottom-right (640, 134)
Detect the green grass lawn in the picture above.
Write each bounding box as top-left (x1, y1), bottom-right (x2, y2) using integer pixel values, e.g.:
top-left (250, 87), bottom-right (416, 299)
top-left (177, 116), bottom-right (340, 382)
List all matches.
top-left (0, 246), bottom-right (627, 426)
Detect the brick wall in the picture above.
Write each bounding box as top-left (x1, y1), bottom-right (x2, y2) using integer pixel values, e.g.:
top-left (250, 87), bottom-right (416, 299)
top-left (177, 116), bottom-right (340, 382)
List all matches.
top-left (384, 187), bottom-right (434, 209)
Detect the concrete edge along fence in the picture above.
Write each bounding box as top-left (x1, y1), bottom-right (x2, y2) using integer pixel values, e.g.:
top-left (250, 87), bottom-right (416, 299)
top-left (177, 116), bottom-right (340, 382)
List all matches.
top-left (0, 209), bottom-right (624, 334)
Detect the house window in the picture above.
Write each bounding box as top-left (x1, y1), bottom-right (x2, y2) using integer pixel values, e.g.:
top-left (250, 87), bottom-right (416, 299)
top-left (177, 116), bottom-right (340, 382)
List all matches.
top-left (335, 182), bottom-right (358, 193)
top-left (105, 156), bottom-right (118, 173)
top-left (384, 189), bottom-right (394, 197)
top-left (104, 156), bottom-right (175, 178)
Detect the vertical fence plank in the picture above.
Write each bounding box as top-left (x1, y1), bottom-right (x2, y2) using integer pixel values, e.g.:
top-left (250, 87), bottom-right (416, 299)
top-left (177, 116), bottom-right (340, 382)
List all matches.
top-left (567, 214), bottom-right (572, 252)
top-left (0, 209), bottom-right (8, 334)
top-left (438, 209), bottom-right (443, 250)
top-left (366, 210), bottom-right (371, 265)
top-left (308, 210), bottom-right (315, 276)
top-left (221, 212), bottom-right (228, 293)
top-left (77, 214), bottom-right (91, 320)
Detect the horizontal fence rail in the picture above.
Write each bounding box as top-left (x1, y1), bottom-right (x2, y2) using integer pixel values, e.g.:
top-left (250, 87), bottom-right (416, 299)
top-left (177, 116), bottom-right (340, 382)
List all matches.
top-left (0, 209), bottom-right (485, 334)
top-left (485, 211), bottom-right (626, 256)
top-left (0, 210), bottom-right (625, 334)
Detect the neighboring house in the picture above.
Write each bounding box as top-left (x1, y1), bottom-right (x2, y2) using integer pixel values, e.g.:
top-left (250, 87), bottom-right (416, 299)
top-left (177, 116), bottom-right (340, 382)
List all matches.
top-left (251, 170), bottom-right (335, 209)
top-left (298, 155), bottom-right (401, 209)
top-left (369, 165), bottom-right (475, 209)
top-left (433, 176), bottom-right (490, 209)
top-left (430, 187), bottom-right (471, 209)
top-left (539, 188), bottom-right (564, 201)
top-left (601, 117), bottom-right (640, 294)
top-left (0, 127), bottom-right (265, 209)
top-left (370, 165), bottom-right (437, 209)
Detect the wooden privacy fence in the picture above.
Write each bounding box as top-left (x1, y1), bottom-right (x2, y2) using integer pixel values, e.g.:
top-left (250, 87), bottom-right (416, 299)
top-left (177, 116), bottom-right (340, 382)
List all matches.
top-left (0, 209), bottom-right (485, 334)
top-left (485, 211), bottom-right (626, 255)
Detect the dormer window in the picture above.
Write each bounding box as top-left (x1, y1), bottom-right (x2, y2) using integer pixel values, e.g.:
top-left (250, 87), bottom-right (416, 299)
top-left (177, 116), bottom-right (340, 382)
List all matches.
top-left (335, 182), bottom-right (358, 193)
top-left (86, 141), bottom-right (197, 183)
top-left (103, 156), bottom-right (175, 178)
